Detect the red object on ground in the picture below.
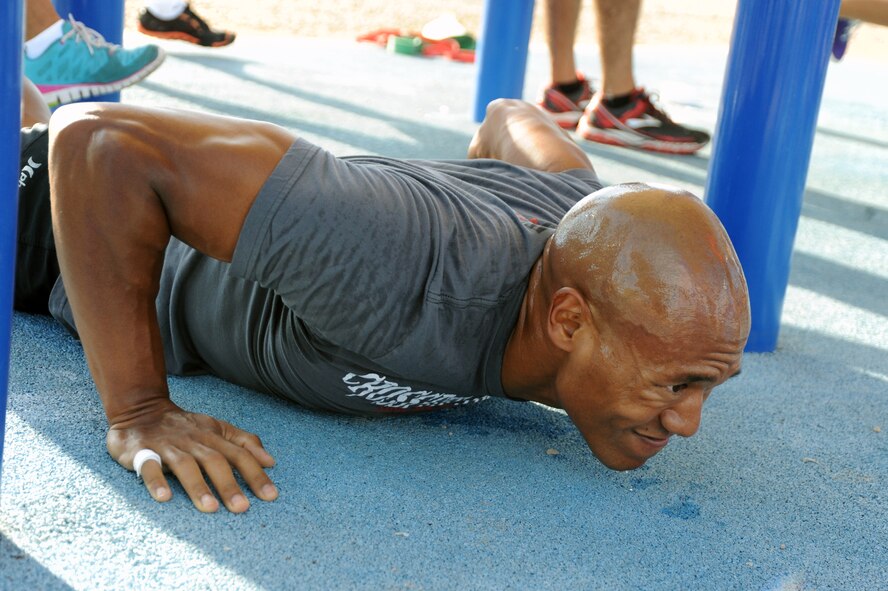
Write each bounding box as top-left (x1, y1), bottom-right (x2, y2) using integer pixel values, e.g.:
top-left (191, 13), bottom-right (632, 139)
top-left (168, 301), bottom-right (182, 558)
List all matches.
top-left (356, 29), bottom-right (409, 46)
top-left (357, 29), bottom-right (420, 47)
top-left (357, 29), bottom-right (475, 63)
top-left (420, 38), bottom-right (475, 62)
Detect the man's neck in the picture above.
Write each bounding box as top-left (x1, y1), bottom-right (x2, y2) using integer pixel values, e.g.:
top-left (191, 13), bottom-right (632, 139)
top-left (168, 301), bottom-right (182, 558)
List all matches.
top-left (500, 246), bottom-right (562, 409)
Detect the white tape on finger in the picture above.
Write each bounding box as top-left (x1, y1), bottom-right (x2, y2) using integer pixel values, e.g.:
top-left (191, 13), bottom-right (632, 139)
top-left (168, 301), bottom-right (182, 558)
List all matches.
top-left (133, 449), bottom-right (163, 479)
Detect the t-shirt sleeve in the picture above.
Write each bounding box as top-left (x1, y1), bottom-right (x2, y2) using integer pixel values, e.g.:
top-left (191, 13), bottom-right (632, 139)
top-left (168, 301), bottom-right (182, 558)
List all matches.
top-left (230, 140), bottom-right (444, 358)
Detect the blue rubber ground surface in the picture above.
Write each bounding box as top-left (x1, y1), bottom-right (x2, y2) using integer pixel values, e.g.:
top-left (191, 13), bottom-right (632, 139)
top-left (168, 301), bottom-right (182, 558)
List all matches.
top-left (1, 36), bottom-right (886, 590)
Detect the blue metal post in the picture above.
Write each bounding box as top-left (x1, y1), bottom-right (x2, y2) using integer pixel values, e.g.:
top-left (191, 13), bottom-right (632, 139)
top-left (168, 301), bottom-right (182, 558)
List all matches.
top-left (53, 0), bottom-right (126, 102)
top-left (705, 0), bottom-right (840, 352)
top-left (472, 0), bottom-right (536, 122)
top-left (1, 0), bottom-right (25, 488)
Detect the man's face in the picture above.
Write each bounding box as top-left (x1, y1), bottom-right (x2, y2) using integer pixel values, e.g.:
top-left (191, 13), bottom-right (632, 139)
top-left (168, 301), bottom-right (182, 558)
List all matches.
top-left (558, 318), bottom-right (745, 470)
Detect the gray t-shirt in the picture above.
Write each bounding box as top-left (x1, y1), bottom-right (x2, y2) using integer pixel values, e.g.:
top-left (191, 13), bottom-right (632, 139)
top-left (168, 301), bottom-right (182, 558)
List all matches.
top-left (51, 139), bottom-right (602, 415)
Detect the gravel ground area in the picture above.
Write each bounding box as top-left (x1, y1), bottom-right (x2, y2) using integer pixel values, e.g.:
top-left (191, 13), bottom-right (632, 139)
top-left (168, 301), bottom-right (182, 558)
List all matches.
top-left (123, 0), bottom-right (887, 59)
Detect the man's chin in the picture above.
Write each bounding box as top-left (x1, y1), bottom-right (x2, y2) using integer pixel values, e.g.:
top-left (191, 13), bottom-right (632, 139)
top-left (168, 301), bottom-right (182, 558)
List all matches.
top-left (600, 455), bottom-right (648, 471)
top-left (590, 446), bottom-right (656, 471)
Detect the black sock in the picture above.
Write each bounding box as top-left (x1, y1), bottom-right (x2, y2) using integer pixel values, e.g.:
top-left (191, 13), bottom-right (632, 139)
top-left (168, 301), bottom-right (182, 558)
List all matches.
top-left (554, 80), bottom-right (585, 102)
top-left (603, 92), bottom-right (634, 109)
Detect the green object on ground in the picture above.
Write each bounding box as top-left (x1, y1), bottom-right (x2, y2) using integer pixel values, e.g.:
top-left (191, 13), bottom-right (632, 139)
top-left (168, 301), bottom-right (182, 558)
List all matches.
top-left (387, 35), bottom-right (423, 55)
top-left (449, 34), bottom-right (475, 50)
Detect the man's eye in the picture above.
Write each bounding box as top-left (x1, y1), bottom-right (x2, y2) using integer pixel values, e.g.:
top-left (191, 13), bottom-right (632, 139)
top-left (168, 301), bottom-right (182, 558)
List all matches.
top-left (670, 384), bottom-right (688, 394)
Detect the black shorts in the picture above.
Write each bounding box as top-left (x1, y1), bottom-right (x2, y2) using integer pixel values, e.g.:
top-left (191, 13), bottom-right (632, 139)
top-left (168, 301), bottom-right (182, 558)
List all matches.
top-left (16, 124), bottom-right (59, 315)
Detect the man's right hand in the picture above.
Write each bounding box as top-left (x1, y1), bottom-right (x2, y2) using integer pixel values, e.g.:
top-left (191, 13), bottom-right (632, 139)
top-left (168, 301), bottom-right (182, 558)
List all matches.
top-left (106, 399), bottom-right (278, 513)
top-left (468, 99), bottom-right (594, 173)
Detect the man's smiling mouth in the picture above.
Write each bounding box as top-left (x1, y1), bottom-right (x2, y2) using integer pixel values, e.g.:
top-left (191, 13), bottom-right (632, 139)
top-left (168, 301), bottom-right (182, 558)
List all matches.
top-left (633, 431), bottom-right (671, 451)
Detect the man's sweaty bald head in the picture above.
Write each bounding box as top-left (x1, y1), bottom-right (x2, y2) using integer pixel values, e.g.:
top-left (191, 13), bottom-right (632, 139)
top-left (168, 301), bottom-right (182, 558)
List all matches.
top-left (549, 182), bottom-right (750, 343)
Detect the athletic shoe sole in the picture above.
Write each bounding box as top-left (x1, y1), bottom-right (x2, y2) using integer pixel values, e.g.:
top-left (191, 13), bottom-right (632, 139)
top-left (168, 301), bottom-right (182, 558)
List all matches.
top-left (577, 115), bottom-right (707, 155)
top-left (138, 24), bottom-right (235, 47)
top-left (539, 107), bottom-right (584, 130)
top-left (38, 48), bottom-right (166, 107)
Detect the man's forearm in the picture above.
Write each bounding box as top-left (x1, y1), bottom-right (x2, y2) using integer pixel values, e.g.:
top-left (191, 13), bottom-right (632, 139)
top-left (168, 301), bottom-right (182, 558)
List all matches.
top-left (49, 110), bottom-right (174, 424)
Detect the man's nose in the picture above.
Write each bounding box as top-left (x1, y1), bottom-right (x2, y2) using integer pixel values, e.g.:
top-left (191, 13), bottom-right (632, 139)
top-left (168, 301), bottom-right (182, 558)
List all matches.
top-left (660, 390), bottom-right (705, 438)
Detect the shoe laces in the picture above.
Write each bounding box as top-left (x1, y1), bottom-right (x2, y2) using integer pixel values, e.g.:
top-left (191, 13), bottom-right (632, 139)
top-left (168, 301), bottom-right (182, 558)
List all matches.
top-left (182, 7), bottom-right (212, 33)
top-left (636, 89), bottom-right (674, 123)
top-left (61, 14), bottom-right (118, 56)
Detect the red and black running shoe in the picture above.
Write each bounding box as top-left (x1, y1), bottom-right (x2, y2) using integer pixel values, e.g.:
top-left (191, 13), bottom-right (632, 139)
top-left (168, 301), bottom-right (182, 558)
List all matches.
top-left (138, 4), bottom-right (236, 48)
top-left (537, 74), bottom-right (594, 129)
top-left (577, 88), bottom-right (710, 155)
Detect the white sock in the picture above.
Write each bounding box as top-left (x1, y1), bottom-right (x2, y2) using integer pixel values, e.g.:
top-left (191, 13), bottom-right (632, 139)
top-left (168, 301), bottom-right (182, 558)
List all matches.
top-left (145, 0), bottom-right (188, 21)
top-left (24, 19), bottom-right (65, 59)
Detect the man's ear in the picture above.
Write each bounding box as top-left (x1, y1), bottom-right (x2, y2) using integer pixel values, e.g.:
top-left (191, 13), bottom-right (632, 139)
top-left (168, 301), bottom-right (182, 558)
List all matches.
top-left (547, 287), bottom-right (591, 352)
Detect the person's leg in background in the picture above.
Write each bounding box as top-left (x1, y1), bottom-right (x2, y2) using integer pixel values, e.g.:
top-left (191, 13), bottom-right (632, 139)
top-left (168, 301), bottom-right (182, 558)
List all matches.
top-left (578, 0), bottom-right (710, 154)
top-left (840, 0), bottom-right (888, 25)
top-left (24, 0), bottom-right (60, 41)
top-left (538, 0), bottom-right (710, 154)
top-left (538, 0), bottom-right (593, 130)
top-left (138, 1), bottom-right (236, 47)
top-left (593, 0), bottom-right (639, 97)
top-left (833, 0), bottom-right (888, 60)
top-left (23, 0), bottom-right (165, 107)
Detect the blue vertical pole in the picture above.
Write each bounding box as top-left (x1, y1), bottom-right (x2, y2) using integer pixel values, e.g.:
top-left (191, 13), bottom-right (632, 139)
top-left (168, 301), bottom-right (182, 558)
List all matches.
top-left (1, 0), bottom-right (25, 489)
top-left (472, 0), bottom-right (536, 122)
top-left (705, 0), bottom-right (840, 352)
top-left (52, 0), bottom-right (125, 102)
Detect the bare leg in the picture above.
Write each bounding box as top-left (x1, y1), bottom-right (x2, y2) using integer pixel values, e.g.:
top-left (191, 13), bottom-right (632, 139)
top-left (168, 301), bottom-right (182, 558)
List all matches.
top-left (840, 0), bottom-right (888, 25)
top-left (25, 0), bottom-right (63, 40)
top-left (595, 0), bottom-right (641, 97)
top-left (544, 0), bottom-right (583, 85)
top-left (49, 103), bottom-right (293, 512)
top-left (469, 99), bottom-right (593, 172)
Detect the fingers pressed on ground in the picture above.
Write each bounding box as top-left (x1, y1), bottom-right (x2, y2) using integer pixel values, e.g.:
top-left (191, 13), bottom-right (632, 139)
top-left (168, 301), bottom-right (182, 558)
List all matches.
top-left (196, 447), bottom-right (251, 513)
top-left (220, 421), bottom-right (276, 466)
top-left (221, 442), bottom-right (278, 502)
top-left (139, 460), bottom-right (172, 502)
top-left (230, 430), bottom-right (276, 468)
top-left (166, 449), bottom-right (221, 513)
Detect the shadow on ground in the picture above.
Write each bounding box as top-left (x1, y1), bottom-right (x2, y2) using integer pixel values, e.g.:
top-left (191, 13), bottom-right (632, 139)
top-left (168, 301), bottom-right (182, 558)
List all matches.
top-left (143, 52), bottom-right (475, 159)
top-left (0, 533), bottom-right (71, 591)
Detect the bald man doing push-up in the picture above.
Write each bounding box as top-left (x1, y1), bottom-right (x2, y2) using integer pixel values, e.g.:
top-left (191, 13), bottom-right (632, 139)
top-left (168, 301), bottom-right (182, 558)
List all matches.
top-left (23, 90), bottom-right (749, 513)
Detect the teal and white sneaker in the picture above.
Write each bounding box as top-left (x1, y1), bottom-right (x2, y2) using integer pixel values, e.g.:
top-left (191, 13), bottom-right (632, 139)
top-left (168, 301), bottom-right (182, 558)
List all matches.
top-left (24, 16), bottom-right (165, 106)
